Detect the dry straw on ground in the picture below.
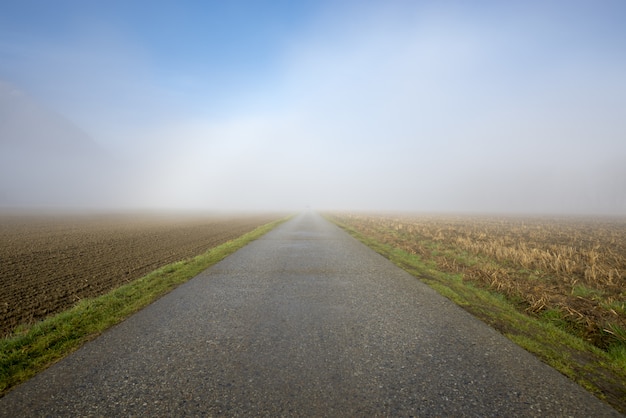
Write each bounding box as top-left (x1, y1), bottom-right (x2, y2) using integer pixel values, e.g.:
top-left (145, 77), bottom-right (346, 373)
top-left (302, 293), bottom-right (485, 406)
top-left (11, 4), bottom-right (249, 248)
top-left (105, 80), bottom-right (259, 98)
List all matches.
top-left (331, 213), bottom-right (626, 350)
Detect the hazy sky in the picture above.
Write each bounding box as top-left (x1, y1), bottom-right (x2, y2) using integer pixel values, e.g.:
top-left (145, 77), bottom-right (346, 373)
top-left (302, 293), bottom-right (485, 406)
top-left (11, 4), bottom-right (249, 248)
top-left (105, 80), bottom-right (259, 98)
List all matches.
top-left (1, 1), bottom-right (625, 214)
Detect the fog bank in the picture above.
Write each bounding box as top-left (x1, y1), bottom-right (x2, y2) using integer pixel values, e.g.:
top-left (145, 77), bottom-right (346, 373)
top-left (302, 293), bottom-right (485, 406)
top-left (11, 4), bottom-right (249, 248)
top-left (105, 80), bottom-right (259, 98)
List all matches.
top-left (1, 2), bottom-right (625, 215)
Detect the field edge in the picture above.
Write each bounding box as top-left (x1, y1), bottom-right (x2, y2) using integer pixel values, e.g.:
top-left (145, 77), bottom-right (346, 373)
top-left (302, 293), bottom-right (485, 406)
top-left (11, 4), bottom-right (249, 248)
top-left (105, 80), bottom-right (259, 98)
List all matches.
top-left (327, 215), bottom-right (626, 414)
top-left (0, 216), bottom-right (290, 397)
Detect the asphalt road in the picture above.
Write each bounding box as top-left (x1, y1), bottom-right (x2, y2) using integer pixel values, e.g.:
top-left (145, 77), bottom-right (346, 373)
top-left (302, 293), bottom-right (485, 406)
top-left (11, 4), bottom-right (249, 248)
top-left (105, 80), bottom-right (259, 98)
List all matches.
top-left (1, 212), bottom-right (621, 417)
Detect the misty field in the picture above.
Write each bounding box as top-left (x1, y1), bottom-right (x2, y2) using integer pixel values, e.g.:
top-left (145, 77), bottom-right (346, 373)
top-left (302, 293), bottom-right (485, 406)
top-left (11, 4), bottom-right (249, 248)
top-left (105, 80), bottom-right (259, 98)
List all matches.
top-left (0, 213), bottom-right (279, 337)
top-left (328, 213), bottom-right (626, 351)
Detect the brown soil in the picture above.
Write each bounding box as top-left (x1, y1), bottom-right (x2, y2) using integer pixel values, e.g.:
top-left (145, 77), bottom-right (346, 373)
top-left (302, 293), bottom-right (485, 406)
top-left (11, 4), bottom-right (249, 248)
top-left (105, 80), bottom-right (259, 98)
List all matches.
top-left (0, 213), bottom-right (280, 336)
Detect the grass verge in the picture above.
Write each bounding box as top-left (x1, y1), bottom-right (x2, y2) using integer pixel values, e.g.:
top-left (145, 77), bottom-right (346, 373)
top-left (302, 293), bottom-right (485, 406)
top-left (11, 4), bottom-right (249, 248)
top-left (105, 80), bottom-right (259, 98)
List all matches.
top-left (330, 218), bottom-right (626, 414)
top-left (0, 217), bottom-right (288, 397)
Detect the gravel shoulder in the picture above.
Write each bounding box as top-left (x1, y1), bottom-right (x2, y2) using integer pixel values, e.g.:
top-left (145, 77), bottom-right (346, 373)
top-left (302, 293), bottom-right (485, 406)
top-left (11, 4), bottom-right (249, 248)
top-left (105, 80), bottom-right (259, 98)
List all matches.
top-left (0, 211), bottom-right (621, 416)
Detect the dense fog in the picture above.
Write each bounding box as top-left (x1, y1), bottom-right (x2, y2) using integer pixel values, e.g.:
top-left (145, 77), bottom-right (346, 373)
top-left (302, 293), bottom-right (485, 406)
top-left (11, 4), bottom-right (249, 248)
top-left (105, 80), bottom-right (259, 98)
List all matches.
top-left (1, 2), bottom-right (625, 215)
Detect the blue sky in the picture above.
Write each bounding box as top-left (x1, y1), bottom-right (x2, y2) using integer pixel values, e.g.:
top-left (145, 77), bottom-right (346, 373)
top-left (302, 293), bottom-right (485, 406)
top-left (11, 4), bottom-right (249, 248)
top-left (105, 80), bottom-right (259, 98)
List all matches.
top-left (1, 1), bottom-right (626, 213)
top-left (1, 1), bottom-right (320, 130)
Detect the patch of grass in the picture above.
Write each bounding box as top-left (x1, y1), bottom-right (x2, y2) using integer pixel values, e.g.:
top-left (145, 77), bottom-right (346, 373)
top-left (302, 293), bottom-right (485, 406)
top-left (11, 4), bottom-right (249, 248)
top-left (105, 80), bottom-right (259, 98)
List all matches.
top-left (540, 308), bottom-right (589, 337)
top-left (604, 325), bottom-right (626, 347)
top-left (0, 217), bottom-right (288, 397)
top-left (572, 284), bottom-right (606, 300)
top-left (608, 343), bottom-right (626, 372)
top-left (329, 217), bottom-right (626, 414)
top-left (602, 300), bottom-right (626, 316)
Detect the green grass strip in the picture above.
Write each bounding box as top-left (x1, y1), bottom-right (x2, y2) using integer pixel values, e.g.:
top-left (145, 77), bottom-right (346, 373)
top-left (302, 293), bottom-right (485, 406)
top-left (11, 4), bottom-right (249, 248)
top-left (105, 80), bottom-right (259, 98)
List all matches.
top-left (329, 218), bottom-right (626, 414)
top-left (0, 217), bottom-right (289, 396)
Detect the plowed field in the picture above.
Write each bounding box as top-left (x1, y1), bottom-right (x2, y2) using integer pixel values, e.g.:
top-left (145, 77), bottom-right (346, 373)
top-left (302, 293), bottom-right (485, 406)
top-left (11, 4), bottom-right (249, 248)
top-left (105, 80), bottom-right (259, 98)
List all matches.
top-left (0, 213), bottom-right (280, 336)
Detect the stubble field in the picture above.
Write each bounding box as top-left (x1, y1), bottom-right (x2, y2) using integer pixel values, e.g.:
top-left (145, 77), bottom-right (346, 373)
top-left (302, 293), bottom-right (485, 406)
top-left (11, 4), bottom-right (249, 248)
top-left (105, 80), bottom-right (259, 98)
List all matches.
top-left (0, 213), bottom-right (280, 337)
top-left (328, 213), bottom-right (626, 351)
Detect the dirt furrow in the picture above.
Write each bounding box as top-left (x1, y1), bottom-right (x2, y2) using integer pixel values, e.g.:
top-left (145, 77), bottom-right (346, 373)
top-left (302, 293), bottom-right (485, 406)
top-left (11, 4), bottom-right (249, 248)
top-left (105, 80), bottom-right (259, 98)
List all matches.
top-left (0, 214), bottom-right (280, 336)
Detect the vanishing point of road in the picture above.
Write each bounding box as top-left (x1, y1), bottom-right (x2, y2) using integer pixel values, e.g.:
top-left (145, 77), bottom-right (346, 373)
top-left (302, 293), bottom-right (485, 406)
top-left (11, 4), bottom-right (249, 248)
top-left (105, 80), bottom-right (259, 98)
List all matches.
top-left (1, 212), bottom-right (621, 417)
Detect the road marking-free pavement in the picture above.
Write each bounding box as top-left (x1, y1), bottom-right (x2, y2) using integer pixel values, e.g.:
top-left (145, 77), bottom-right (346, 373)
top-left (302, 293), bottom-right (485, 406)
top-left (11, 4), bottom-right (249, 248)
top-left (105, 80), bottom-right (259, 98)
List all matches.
top-left (0, 212), bottom-right (621, 416)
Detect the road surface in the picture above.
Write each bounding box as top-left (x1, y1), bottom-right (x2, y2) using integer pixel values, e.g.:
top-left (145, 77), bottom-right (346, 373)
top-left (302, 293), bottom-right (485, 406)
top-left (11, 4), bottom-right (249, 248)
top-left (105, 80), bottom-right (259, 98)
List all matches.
top-left (0, 212), bottom-right (621, 416)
